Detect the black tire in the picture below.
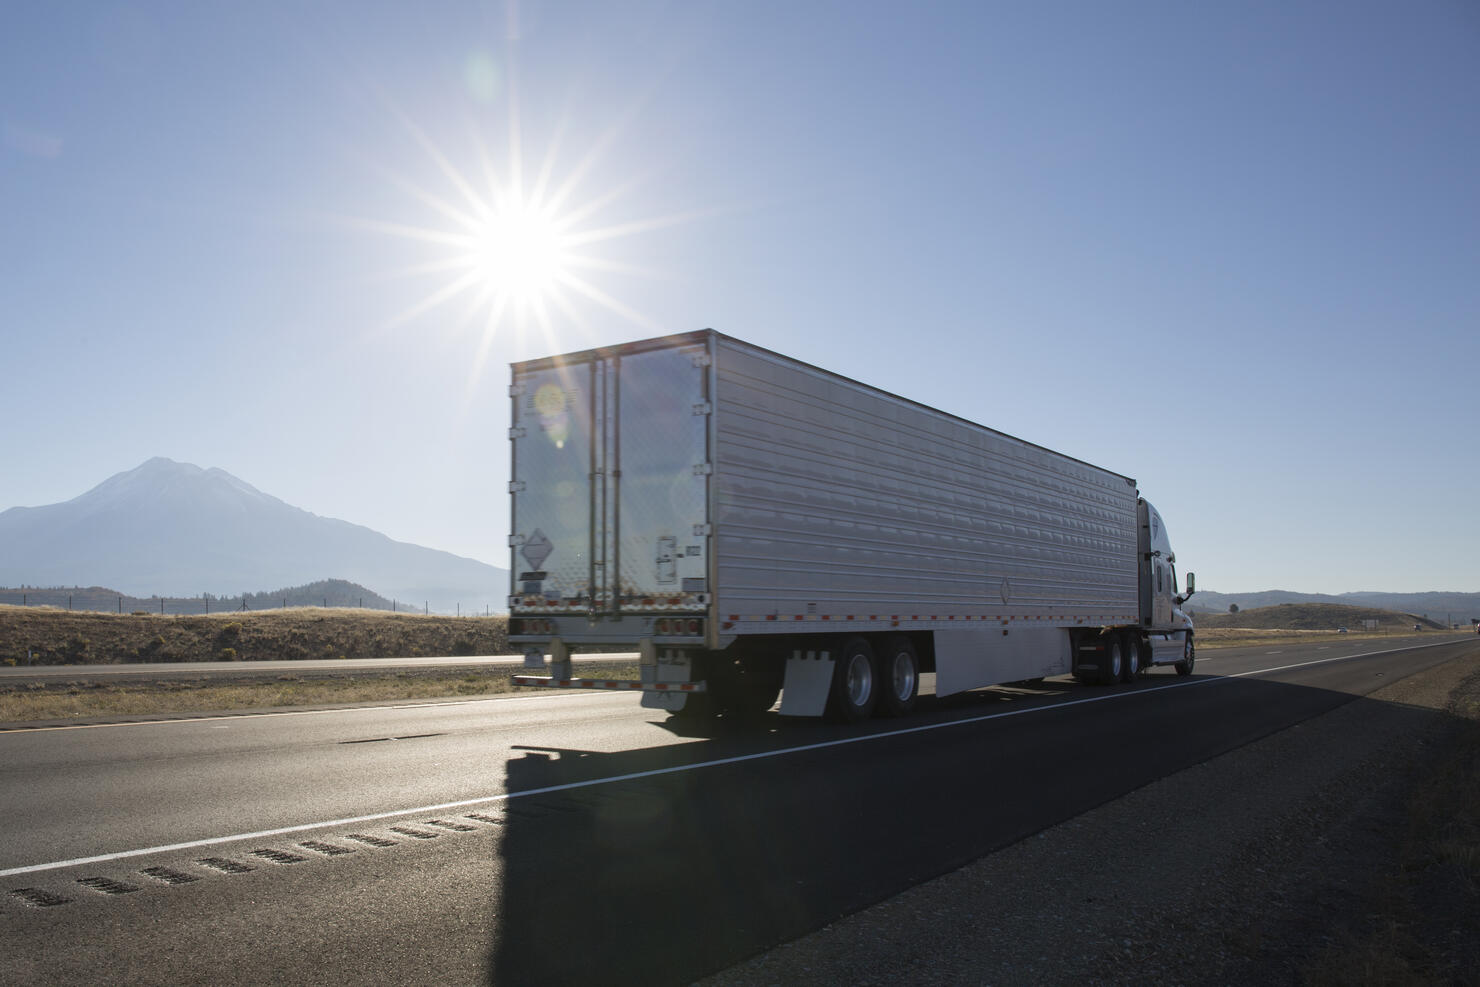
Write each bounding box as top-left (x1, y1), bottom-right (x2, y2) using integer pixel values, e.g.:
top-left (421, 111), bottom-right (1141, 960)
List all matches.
top-left (827, 637), bottom-right (878, 722)
top-left (1175, 633), bottom-right (1195, 676)
top-left (1097, 635), bottom-right (1124, 686)
top-left (875, 635), bottom-right (919, 718)
top-left (1121, 633), bottom-right (1143, 682)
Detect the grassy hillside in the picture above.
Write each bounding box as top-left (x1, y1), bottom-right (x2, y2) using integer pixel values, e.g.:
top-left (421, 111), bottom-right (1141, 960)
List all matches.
top-left (0, 605), bottom-right (510, 666)
top-left (1187, 590), bottom-right (1480, 621)
top-left (1194, 603), bottom-right (1448, 632)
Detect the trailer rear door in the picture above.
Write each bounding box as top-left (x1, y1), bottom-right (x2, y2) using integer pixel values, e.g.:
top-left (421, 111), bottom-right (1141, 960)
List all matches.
top-left (510, 339), bottom-right (711, 615)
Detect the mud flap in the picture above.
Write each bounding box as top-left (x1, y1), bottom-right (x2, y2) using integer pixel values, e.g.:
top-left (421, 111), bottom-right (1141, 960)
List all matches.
top-left (778, 650), bottom-right (833, 717)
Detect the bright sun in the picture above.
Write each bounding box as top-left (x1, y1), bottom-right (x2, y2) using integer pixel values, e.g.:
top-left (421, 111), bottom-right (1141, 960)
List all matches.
top-left (352, 91), bottom-right (700, 374)
top-left (470, 196), bottom-right (568, 306)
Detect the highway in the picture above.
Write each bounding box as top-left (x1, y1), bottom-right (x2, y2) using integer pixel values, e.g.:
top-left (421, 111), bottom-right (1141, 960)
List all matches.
top-left (2, 634), bottom-right (1475, 985)
top-left (0, 652), bottom-right (630, 683)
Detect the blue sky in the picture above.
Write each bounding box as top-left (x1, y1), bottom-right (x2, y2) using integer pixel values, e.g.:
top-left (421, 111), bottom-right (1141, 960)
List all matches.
top-left (3, 0), bottom-right (1477, 595)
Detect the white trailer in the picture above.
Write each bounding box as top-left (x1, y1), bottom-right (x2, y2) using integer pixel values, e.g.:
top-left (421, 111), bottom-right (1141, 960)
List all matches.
top-left (509, 330), bottom-right (1196, 721)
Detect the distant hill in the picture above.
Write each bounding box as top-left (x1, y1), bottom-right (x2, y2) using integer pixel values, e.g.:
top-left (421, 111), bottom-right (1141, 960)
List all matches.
top-left (0, 459), bottom-right (507, 613)
top-left (0, 579), bottom-right (416, 615)
top-left (1193, 603), bottom-right (1449, 631)
top-left (1188, 589), bottom-right (1480, 623)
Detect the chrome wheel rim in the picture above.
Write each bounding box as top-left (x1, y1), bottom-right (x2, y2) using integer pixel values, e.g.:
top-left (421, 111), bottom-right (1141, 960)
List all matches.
top-left (890, 652), bottom-right (916, 701)
top-left (846, 653), bottom-right (873, 707)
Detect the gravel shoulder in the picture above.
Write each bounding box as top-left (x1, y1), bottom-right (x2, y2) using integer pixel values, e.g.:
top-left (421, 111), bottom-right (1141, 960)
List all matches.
top-left (703, 651), bottom-right (1480, 986)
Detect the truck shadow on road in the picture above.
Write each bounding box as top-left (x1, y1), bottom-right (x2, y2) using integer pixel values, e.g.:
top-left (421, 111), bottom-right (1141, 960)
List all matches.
top-left (483, 659), bottom-right (1478, 985)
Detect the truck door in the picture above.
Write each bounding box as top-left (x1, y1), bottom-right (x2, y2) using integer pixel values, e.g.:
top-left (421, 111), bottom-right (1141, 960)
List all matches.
top-left (510, 360), bottom-right (601, 611)
top-left (611, 344), bottom-right (712, 612)
top-left (510, 341), bottom-right (711, 616)
top-left (1152, 559), bottom-right (1173, 627)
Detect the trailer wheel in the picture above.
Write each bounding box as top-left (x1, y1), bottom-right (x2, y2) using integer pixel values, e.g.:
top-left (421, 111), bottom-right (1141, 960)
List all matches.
top-left (1175, 634), bottom-right (1195, 676)
top-left (827, 637), bottom-right (878, 722)
top-left (1121, 634), bottom-right (1143, 682)
top-left (875, 635), bottom-right (919, 718)
top-left (1097, 635), bottom-right (1124, 686)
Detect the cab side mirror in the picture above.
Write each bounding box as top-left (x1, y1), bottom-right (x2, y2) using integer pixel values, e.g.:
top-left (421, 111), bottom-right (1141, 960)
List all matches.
top-left (1185, 572), bottom-right (1195, 597)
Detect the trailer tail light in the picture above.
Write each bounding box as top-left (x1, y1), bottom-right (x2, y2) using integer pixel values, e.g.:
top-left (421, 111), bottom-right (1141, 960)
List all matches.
top-left (654, 618), bottom-right (703, 637)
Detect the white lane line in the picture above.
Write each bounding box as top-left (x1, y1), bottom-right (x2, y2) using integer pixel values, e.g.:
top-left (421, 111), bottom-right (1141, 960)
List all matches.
top-left (0, 640), bottom-right (1463, 879)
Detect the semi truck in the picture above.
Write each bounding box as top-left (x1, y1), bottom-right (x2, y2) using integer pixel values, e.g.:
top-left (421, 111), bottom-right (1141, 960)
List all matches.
top-left (509, 330), bottom-right (1196, 721)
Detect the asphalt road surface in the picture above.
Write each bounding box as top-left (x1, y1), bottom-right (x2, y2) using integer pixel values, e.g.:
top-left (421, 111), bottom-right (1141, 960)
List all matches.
top-left (2, 634), bottom-right (1475, 985)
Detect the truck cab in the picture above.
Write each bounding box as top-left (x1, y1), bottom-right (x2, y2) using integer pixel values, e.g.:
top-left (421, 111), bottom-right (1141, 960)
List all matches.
top-left (1136, 498), bottom-right (1195, 663)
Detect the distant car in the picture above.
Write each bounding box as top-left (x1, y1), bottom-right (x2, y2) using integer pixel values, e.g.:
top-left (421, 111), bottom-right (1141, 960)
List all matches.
top-left (1337, 627), bottom-right (1347, 633)
top-left (1414, 623), bottom-right (1422, 631)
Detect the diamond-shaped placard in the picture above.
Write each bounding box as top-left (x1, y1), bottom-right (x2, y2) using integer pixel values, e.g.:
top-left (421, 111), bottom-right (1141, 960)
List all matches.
top-left (521, 529), bottom-right (553, 570)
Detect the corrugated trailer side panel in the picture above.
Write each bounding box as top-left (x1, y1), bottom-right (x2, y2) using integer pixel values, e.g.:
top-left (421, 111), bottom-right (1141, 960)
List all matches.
top-left (710, 336), bottom-right (1139, 633)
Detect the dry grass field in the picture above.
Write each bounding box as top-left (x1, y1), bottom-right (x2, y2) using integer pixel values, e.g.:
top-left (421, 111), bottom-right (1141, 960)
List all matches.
top-left (1193, 602), bottom-right (1449, 633)
top-left (0, 604), bottom-right (510, 666)
top-left (0, 605), bottom-right (649, 722)
top-left (1192, 602), bottom-right (1464, 649)
top-left (0, 605), bottom-right (518, 722)
top-left (0, 659), bottom-right (643, 723)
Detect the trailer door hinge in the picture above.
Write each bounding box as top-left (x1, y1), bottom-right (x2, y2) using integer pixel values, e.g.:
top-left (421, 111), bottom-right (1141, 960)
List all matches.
top-left (692, 402), bottom-right (712, 416)
top-left (693, 523), bottom-right (713, 536)
top-left (691, 353), bottom-right (712, 368)
top-left (508, 426), bottom-right (527, 440)
top-left (508, 480), bottom-right (527, 493)
top-left (692, 463), bottom-right (713, 476)
top-left (509, 534), bottom-right (527, 547)
top-left (508, 383), bottom-right (526, 397)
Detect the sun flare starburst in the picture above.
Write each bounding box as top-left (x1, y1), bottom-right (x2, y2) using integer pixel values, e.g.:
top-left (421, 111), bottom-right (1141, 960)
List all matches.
top-left (348, 73), bottom-right (706, 390)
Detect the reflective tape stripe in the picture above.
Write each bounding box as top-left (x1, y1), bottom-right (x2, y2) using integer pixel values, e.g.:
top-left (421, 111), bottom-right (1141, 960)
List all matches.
top-left (722, 614), bottom-right (1138, 624)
